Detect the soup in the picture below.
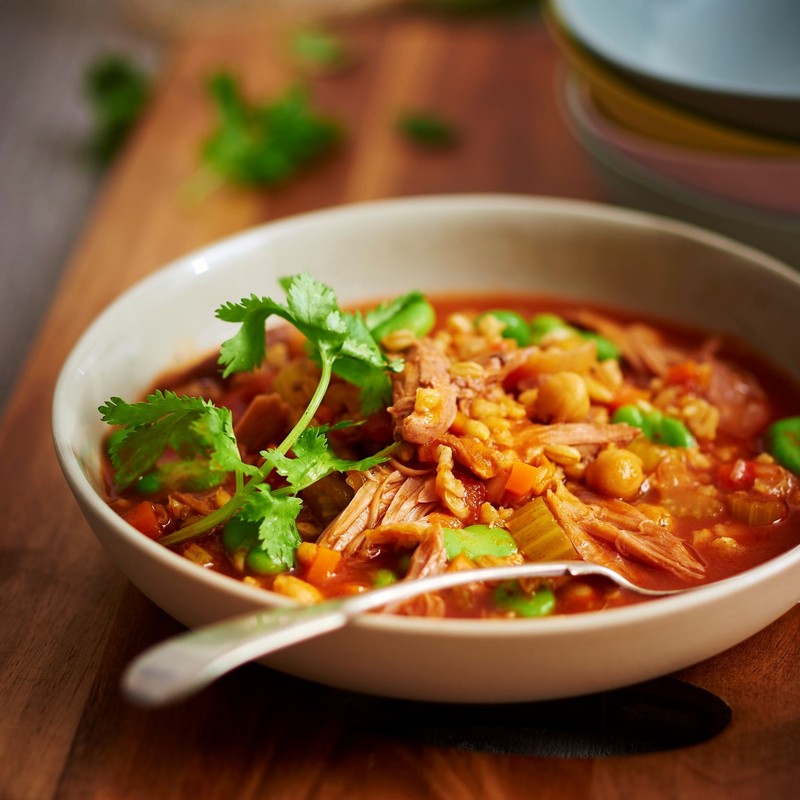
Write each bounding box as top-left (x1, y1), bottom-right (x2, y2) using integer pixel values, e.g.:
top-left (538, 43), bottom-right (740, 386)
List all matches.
top-left (100, 275), bottom-right (800, 618)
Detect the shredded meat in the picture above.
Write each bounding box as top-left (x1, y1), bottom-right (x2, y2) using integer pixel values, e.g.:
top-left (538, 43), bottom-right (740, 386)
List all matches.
top-left (319, 468), bottom-right (437, 555)
top-left (234, 393), bottom-right (290, 451)
top-left (569, 311), bottom-right (684, 376)
top-left (546, 484), bottom-right (705, 582)
top-left (379, 526), bottom-right (449, 616)
top-left (706, 359), bottom-right (770, 438)
top-left (388, 340), bottom-right (457, 444)
top-left (515, 422), bottom-right (640, 452)
top-left (437, 433), bottom-right (507, 479)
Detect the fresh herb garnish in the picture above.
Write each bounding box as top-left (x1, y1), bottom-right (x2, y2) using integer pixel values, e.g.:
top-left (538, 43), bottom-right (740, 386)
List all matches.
top-left (201, 73), bottom-right (342, 188)
top-left (85, 54), bottom-right (150, 166)
top-left (396, 111), bottom-right (459, 149)
top-left (290, 27), bottom-right (352, 74)
top-left (101, 274), bottom-right (412, 569)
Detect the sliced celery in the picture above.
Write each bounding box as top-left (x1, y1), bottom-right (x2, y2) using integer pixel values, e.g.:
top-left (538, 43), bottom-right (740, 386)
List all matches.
top-left (506, 497), bottom-right (577, 561)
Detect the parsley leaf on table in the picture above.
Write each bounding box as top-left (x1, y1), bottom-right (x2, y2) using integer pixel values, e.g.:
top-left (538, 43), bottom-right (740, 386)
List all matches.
top-left (396, 111), bottom-right (459, 149)
top-left (201, 73), bottom-right (342, 188)
top-left (290, 27), bottom-right (352, 75)
top-left (85, 54), bottom-right (150, 166)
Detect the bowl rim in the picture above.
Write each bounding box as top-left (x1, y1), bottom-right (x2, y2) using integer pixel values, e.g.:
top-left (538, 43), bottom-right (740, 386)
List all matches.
top-left (551, 0), bottom-right (800, 101)
top-left (53, 193), bottom-right (800, 639)
top-left (560, 73), bottom-right (800, 228)
top-left (544, 6), bottom-right (800, 159)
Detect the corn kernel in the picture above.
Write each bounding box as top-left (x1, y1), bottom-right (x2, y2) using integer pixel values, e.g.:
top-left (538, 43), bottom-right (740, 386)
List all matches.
top-left (471, 398), bottom-right (502, 418)
top-left (450, 360), bottom-right (485, 379)
top-left (272, 575), bottom-right (324, 605)
top-left (710, 536), bottom-right (741, 556)
top-left (543, 443), bottom-right (582, 466)
top-left (295, 542), bottom-right (318, 567)
top-left (464, 419), bottom-right (491, 441)
top-left (381, 328), bottom-right (417, 351)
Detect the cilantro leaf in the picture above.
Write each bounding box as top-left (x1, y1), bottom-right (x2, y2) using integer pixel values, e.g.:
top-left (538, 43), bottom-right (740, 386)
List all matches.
top-left (99, 390), bottom-right (248, 488)
top-left (216, 274), bottom-right (391, 410)
top-left (264, 424), bottom-right (394, 492)
top-left (202, 73), bottom-right (342, 188)
top-left (290, 27), bottom-right (352, 75)
top-left (238, 487), bottom-right (303, 569)
top-left (85, 54), bottom-right (150, 166)
top-left (396, 110), bottom-right (459, 149)
top-left (215, 294), bottom-right (289, 377)
top-left (103, 273), bottom-right (405, 567)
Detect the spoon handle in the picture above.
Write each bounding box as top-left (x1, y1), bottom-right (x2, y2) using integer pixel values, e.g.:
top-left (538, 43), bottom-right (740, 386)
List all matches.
top-left (122, 560), bottom-right (684, 706)
top-left (122, 601), bottom-right (350, 706)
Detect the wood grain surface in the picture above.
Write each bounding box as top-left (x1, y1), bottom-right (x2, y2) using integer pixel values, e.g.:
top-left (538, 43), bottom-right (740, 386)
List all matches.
top-left (2, 9), bottom-right (798, 799)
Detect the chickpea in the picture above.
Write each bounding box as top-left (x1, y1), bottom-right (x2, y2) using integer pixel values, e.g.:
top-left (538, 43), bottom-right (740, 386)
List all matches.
top-left (535, 372), bottom-right (590, 423)
top-left (585, 448), bottom-right (645, 500)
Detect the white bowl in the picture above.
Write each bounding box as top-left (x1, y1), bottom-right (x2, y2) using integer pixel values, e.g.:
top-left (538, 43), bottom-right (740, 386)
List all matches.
top-left (552, 0), bottom-right (800, 139)
top-left (53, 196), bottom-right (800, 703)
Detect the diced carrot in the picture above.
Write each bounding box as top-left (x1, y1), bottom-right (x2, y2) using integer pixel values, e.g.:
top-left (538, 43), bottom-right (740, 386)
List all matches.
top-left (123, 501), bottom-right (162, 539)
top-left (503, 461), bottom-right (540, 498)
top-left (666, 360), bottom-right (709, 389)
top-left (306, 545), bottom-right (342, 584)
top-left (610, 385), bottom-right (650, 410)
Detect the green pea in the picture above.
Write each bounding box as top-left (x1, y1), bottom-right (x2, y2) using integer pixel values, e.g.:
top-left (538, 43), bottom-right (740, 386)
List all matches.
top-left (222, 515), bottom-right (259, 551)
top-left (476, 310), bottom-right (531, 347)
top-left (612, 404), bottom-right (648, 431)
top-left (580, 331), bottom-right (620, 361)
top-left (373, 569), bottom-right (397, 588)
top-left (766, 416), bottom-right (800, 474)
top-left (245, 548), bottom-right (285, 575)
top-left (371, 294), bottom-right (436, 341)
top-left (613, 404), bottom-right (657, 439)
top-left (613, 405), bottom-right (695, 448)
top-left (529, 313), bottom-right (572, 344)
top-left (493, 582), bottom-right (555, 618)
top-left (655, 416), bottom-right (697, 448)
top-left (134, 472), bottom-right (162, 495)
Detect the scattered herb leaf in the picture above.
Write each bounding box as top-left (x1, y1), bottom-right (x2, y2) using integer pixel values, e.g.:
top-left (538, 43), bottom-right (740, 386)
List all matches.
top-left (290, 27), bottom-right (352, 74)
top-left (396, 110), bottom-right (459, 149)
top-left (85, 54), bottom-right (150, 166)
top-left (202, 73), bottom-right (342, 188)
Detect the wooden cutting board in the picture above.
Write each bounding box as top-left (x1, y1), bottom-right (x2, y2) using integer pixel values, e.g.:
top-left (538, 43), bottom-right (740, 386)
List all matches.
top-left (2, 9), bottom-right (798, 799)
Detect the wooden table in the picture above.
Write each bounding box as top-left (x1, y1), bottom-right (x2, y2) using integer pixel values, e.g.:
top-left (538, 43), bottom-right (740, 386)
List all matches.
top-left (3, 10), bottom-right (799, 799)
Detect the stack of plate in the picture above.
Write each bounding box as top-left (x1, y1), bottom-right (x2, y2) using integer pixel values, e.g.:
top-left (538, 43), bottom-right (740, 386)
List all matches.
top-left (547, 0), bottom-right (800, 267)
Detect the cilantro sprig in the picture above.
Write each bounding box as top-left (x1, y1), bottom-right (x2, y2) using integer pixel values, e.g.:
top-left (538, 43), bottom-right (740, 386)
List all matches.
top-left (85, 54), bottom-right (150, 166)
top-left (201, 73), bottom-right (342, 188)
top-left (101, 274), bottom-right (414, 570)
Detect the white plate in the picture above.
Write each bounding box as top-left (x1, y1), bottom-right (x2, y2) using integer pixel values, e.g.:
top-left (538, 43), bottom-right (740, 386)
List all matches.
top-left (53, 196), bottom-right (800, 702)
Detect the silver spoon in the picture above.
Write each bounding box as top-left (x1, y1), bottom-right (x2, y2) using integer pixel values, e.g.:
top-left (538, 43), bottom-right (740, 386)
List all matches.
top-left (122, 560), bottom-right (693, 707)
